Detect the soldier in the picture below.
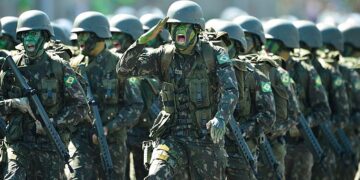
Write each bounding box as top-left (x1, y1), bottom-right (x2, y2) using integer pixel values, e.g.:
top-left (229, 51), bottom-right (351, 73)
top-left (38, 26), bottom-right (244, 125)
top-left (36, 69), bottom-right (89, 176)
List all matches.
top-left (338, 22), bottom-right (360, 178)
top-left (264, 19), bottom-right (331, 180)
top-left (117, 1), bottom-right (238, 179)
top-left (234, 16), bottom-right (299, 180)
top-left (43, 23), bottom-right (73, 61)
top-left (312, 23), bottom-right (351, 180)
top-left (69, 11), bottom-right (144, 179)
top-left (0, 10), bottom-right (89, 179)
top-left (109, 14), bottom-right (143, 54)
top-left (0, 16), bottom-right (19, 52)
top-left (207, 20), bottom-right (276, 180)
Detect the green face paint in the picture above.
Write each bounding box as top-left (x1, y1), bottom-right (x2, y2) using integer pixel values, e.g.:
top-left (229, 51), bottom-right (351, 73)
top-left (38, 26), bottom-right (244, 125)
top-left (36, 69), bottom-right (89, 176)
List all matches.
top-left (21, 30), bottom-right (45, 58)
top-left (111, 33), bottom-right (133, 53)
top-left (170, 24), bottom-right (197, 50)
top-left (77, 32), bottom-right (98, 56)
top-left (0, 35), bottom-right (16, 50)
top-left (265, 39), bottom-right (281, 55)
top-left (227, 39), bottom-right (236, 59)
top-left (245, 34), bottom-right (254, 53)
top-left (0, 38), bottom-right (8, 49)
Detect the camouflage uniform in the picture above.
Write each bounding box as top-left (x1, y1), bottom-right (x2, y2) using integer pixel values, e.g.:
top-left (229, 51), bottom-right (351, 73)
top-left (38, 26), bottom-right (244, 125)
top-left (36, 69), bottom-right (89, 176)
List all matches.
top-left (70, 48), bottom-right (144, 179)
top-left (117, 31), bottom-right (238, 180)
top-left (225, 57), bottom-right (276, 180)
top-left (250, 53), bottom-right (299, 180)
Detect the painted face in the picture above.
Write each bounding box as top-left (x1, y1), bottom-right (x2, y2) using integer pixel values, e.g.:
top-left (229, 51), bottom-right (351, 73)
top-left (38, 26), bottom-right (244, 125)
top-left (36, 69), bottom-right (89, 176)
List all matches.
top-left (170, 24), bottom-right (197, 50)
top-left (21, 30), bottom-right (45, 58)
top-left (245, 34), bottom-right (254, 53)
top-left (77, 32), bottom-right (97, 56)
top-left (227, 40), bottom-right (236, 58)
top-left (0, 37), bottom-right (8, 49)
top-left (111, 33), bottom-right (133, 53)
top-left (265, 39), bottom-right (282, 55)
top-left (0, 35), bottom-right (16, 50)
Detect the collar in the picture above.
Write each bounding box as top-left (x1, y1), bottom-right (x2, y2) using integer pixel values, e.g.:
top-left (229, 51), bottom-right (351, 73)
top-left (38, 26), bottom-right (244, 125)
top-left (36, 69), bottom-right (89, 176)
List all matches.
top-left (88, 48), bottom-right (108, 64)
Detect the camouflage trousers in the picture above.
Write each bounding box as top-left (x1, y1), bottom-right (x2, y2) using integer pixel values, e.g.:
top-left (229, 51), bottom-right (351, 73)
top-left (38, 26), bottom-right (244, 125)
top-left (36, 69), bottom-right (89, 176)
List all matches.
top-left (145, 136), bottom-right (228, 180)
top-left (126, 129), bottom-right (149, 180)
top-left (285, 139), bottom-right (313, 180)
top-left (225, 139), bottom-right (257, 180)
top-left (66, 129), bottom-right (128, 180)
top-left (4, 142), bottom-right (63, 180)
top-left (258, 136), bottom-right (286, 180)
top-left (311, 137), bottom-right (336, 180)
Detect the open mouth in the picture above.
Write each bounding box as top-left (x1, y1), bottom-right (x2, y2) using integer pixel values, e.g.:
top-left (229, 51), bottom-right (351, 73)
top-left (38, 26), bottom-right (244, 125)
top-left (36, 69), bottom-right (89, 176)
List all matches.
top-left (176, 35), bottom-right (186, 44)
top-left (26, 44), bottom-right (35, 52)
top-left (79, 44), bottom-right (85, 49)
top-left (113, 42), bottom-right (121, 50)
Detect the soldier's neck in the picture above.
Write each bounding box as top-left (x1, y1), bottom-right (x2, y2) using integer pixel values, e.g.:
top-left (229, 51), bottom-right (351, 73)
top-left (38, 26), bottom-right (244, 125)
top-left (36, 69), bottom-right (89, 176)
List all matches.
top-left (90, 42), bottom-right (105, 57)
top-left (279, 50), bottom-right (290, 61)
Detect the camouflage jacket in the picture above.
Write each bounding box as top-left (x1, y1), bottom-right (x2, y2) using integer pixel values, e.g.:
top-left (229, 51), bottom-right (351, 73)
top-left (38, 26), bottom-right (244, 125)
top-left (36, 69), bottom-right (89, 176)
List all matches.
top-left (0, 50), bottom-right (89, 146)
top-left (285, 53), bottom-right (331, 128)
top-left (70, 48), bottom-right (144, 142)
top-left (117, 40), bottom-right (238, 142)
top-left (313, 50), bottom-right (350, 125)
top-left (249, 52), bottom-right (298, 137)
top-left (230, 57), bottom-right (276, 139)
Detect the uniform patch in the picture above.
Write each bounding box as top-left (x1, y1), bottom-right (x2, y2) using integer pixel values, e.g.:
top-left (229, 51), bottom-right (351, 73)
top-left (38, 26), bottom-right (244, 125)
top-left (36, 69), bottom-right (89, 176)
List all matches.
top-left (333, 77), bottom-right (343, 87)
top-left (260, 82), bottom-right (272, 93)
top-left (281, 73), bottom-right (290, 86)
top-left (128, 77), bottom-right (138, 85)
top-left (315, 76), bottom-right (322, 88)
top-left (217, 54), bottom-right (231, 64)
top-left (64, 75), bottom-right (77, 87)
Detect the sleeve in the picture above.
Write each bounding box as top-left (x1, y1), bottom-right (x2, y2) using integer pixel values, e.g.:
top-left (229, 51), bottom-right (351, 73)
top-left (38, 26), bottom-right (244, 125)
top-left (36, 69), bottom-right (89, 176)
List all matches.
top-left (214, 47), bottom-right (239, 123)
top-left (328, 70), bottom-right (350, 126)
top-left (306, 65), bottom-right (331, 127)
top-left (105, 77), bottom-right (144, 131)
top-left (53, 63), bottom-right (89, 128)
top-left (116, 41), bottom-right (161, 77)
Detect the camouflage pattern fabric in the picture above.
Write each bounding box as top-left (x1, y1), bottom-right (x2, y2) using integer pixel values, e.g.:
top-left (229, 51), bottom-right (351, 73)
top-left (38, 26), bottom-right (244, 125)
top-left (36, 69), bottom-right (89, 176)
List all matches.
top-left (70, 48), bottom-right (144, 179)
top-left (285, 142), bottom-right (314, 180)
top-left (0, 50), bottom-right (89, 179)
top-left (116, 39), bottom-right (238, 179)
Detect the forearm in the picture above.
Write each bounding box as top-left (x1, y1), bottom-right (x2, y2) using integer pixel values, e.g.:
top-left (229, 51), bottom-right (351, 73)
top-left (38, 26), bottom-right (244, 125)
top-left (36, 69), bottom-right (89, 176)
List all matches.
top-left (116, 41), bottom-right (147, 76)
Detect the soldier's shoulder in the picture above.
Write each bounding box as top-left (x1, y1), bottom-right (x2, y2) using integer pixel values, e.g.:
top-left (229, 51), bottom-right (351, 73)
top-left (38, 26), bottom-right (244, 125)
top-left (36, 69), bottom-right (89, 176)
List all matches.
top-left (46, 51), bottom-right (68, 65)
top-left (69, 54), bottom-right (85, 68)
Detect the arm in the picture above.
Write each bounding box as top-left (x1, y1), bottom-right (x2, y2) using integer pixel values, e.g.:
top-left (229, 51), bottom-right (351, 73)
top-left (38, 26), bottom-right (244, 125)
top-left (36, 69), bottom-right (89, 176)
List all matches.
top-left (53, 63), bottom-right (89, 128)
top-left (306, 65), bottom-right (331, 127)
top-left (105, 77), bottom-right (144, 131)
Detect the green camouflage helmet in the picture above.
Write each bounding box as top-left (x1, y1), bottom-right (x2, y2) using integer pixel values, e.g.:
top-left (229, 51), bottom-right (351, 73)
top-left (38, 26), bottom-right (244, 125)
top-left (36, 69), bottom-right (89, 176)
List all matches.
top-left (233, 15), bottom-right (265, 44)
top-left (140, 13), bottom-right (170, 41)
top-left (264, 19), bottom-right (299, 49)
top-left (16, 10), bottom-right (54, 39)
top-left (1, 16), bottom-right (18, 42)
top-left (166, 0), bottom-right (205, 29)
top-left (206, 20), bottom-right (247, 51)
top-left (317, 23), bottom-right (343, 51)
top-left (52, 23), bottom-right (70, 45)
top-left (338, 22), bottom-right (360, 49)
top-left (72, 11), bottom-right (111, 39)
top-left (110, 14), bottom-right (143, 40)
top-left (293, 20), bottom-right (322, 49)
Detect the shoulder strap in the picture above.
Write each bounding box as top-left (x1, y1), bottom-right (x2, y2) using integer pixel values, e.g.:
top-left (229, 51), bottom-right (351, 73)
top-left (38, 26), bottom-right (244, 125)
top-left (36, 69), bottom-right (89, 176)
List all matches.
top-left (200, 41), bottom-right (216, 72)
top-left (160, 44), bottom-right (175, 81)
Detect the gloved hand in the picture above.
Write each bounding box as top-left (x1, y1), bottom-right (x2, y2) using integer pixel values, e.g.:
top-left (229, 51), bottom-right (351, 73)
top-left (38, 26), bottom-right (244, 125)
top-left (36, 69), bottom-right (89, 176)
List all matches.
top-left (138, 17), bottom-right (169, 44)
top-left (6, 97), bottom-right (37, 120)
top-left (92, 126), bottom-right (109, 145)
top-left (206, 117), bottom-right (226, 144)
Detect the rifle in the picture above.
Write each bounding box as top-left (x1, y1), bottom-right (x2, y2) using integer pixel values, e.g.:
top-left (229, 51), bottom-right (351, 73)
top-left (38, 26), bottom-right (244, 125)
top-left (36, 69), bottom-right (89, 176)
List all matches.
top-left (228, 117), bottom-right (259, 180)
top-left (335, 128), bottom-right (356, 169)
top-left (258, 132), bottom-right (282, 180)
top-left (0, 117), bottom-right (6, 138)
top-left (4, 56), bottom-right (73, 172)
top-left (297, 114), bottom-right (327, 172)
top-left (78, 64), bottom-right (114, 179)
top-left (319, 121), bottom-right (344, 157)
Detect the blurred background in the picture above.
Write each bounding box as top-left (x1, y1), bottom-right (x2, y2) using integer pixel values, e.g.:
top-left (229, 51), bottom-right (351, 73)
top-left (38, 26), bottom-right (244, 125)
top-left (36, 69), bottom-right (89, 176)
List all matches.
top-left (0, 0), bottom-right (359, 30)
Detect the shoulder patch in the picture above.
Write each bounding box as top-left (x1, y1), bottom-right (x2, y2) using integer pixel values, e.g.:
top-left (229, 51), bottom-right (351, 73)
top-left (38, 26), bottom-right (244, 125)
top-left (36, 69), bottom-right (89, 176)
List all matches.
top-left (260, 81), bottom-right (272, 93)
top-left (333, 77), bottom-right (343, 87)
top-left (216, 53), bottom-right (231, 65)
top-left (315, 75), bottom-right (322, 88)
top-left (64, 75), bottom-right (77, 87)
top-left (128, 77), bottom-right (140, 85)
top-left (281, 72), bottom-right (290, 86)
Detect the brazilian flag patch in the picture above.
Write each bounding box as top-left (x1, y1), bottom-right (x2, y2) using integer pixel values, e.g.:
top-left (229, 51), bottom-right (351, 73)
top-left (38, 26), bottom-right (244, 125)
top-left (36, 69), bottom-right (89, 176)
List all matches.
top-left (64, 75), bottom-right (77, 87)
top-left (315, 76), bottom-right (322, 88)
top-left (217, 53), bottom-right (231, 64)
top-left (281, 73), bottom-right (290, 86)
top-left (260, 82), bottom-right (272, 93)
top-left (333, 77), bottom-right (343, 87)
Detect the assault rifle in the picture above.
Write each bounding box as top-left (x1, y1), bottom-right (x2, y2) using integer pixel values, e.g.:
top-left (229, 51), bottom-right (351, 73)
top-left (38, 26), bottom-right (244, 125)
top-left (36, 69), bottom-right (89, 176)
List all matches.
top-left (78, 64), bottom-right (114, 180)
top-left (297, 114), bottom-right (327, 172)
top-left (319, 121), bottom-right (344, 157)
top-left (335, 128), bottom-right (357, 169)
top-left (5, 56), bottom-right (73, 172)
top-left (0, 117), bottom-right (6, 137)
top-left (228, 117), bottom-right (259, 180)
top-left (258, 132), bottom-right (282, 180)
